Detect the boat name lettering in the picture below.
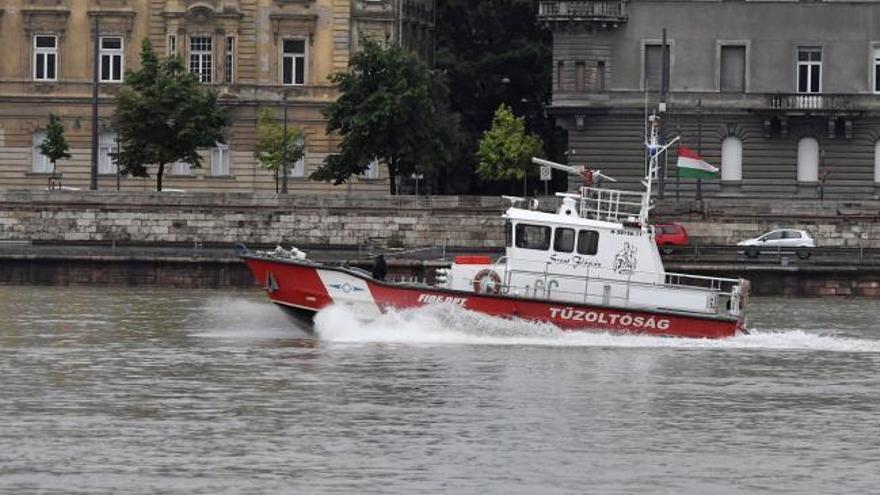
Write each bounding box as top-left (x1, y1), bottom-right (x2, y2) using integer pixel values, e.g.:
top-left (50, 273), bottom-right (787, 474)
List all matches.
top-left (549, 253), bottom-right (601, 268)
top-left (611, 229), bottom-right (642, 237)
top-left (418, 294), bottom-right (467, 306)
top-left (549, 307), bottom-right (670, 330)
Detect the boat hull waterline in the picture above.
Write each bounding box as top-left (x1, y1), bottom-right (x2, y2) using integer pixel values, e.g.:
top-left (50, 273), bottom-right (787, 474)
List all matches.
top-left (244, 257), bottom-right (745, 339)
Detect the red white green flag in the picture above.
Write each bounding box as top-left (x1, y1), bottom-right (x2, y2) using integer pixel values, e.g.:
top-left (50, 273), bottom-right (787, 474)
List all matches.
top-left (676, 145), bottom-right (719, 179)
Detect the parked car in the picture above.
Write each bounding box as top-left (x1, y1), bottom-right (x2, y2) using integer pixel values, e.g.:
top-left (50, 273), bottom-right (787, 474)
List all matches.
top-left (737, 229), bottom-right (816, 259)
top-left (653, 223), bottom-right (689, 254)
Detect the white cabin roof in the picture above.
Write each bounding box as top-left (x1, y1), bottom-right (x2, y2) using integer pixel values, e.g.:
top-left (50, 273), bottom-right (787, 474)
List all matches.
top-left (503, 207), bottom-right (632, 231)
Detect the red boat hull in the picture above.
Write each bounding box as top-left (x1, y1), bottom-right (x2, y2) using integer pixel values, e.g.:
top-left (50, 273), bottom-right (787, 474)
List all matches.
top-left (244, 257), bottom-right (745, 339)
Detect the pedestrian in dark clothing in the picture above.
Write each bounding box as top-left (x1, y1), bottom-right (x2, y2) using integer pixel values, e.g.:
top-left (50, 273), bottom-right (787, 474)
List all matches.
top-left (372, 254), bottom-right (387, 281)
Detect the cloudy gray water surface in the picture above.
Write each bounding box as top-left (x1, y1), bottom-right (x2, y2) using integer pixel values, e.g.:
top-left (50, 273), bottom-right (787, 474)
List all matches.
top-left (1, 286), bottom-right (879, 494)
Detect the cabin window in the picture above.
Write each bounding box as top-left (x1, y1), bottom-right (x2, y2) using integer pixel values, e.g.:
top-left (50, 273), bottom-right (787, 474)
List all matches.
top-left (554, 228), bottom-right (575, 253)
top-left (505, 221), bottom-right (513, 247)
top-left (577, 230), bottom-right (600, 255)
top-left (515, 223), bottom-right (551, 250)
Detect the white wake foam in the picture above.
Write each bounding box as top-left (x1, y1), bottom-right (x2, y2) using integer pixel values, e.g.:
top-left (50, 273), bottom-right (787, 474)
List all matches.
top-left (313, 303), bottom-right (880, 353)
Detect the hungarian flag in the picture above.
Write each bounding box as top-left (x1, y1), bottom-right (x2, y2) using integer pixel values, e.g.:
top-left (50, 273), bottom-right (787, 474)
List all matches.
top-left (676, 145), bottom-right (719, 179)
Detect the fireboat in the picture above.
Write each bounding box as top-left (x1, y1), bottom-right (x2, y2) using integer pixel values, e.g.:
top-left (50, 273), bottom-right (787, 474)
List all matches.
top-left (238, 116), bottom-right (749, 338)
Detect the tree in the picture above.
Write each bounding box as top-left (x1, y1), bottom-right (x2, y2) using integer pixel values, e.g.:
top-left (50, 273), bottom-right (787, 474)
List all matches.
top-left (112, 39), bottom-right (227, 191)
top-left (476, 103), bottom-right (543, 196)
top-left (40, 113), bottom-right (71, 180)
top-left (435, 0), bottom-right (561, 193)
top-left (253, 108), bottom-right (305, 193)
top-left (312, 38), bottom-right (460, 194)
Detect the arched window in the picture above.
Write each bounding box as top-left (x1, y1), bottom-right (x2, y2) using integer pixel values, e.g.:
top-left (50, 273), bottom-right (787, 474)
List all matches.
top-left (874, 141), bottom-right (880, 184)
top-left (32, 130), bottom-right (50, 173)
top-left (797, 137), bottom-right (819, 183)
top-left (721, 136), bottom-right (742, 182)
top-left (98, 132), bottom-right (118, 175)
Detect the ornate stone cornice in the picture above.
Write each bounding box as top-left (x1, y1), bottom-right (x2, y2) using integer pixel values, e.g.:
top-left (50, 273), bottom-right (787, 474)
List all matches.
top-left (21, 5), bottom-right (71, 36)
top-left (269, 12), bottom-right (318, 36)
top-left (87, 9), bottom-right (137, 37)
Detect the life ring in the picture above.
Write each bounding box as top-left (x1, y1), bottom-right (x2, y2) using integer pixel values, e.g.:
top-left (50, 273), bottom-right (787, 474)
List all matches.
top-left (473, 269), bottom-right (502, 295)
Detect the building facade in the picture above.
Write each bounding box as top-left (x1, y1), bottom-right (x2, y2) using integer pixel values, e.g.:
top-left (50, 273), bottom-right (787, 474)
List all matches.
top-left (540, 0), bottom-right (880, 197)
top-left (0, 0), bottom-right (434, 193)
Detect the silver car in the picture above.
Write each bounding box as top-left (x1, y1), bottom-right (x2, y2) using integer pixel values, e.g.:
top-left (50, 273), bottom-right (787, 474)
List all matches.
top-left (737, 229), bottom-right (815, 259)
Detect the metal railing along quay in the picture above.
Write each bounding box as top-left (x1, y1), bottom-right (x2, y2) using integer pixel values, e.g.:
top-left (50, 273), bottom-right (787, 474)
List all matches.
top-left (662, 244), bottom-right (880, 268)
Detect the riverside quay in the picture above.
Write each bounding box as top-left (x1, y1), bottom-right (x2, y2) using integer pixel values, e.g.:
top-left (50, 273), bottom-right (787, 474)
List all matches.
top-left (540, 0), bottom-right (880, 198)
top-left (0, 0), bottom-right (434, 194)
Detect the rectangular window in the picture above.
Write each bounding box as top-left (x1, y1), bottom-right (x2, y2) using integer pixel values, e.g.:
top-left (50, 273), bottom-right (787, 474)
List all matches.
top-left (282, 39), bottom-right (306, 85)
top-left (225, 36), bottom-right (235, 84)
top-left (644, 43), bottom-right (669, 92)
top-left (556, 61), bottom-right (564, 90)
top-left (515, 224), bottom-right (551, 251)
top-left (505, 221), bottom-right (512, 247)
top-left (171, 161), bottom-right (191, 175)
top-left (34, 35), bottom-right (57, 81)
top-left (189, 36), bottom-right (213, 83)
top-left (32, 131), bottom-right (51, 173)
top-left (577, 230), bottom-right (600, 255)
top-left (211, 143), bottom-right (230, 176)
top-left (596, 60), bottom-right (606, 92)
top-left (98, 132), bottom-right (118, 174)
top-left (167, 34), bottom-right (177, 56)
top-left (874, 48), bottom-right (880, 93)
top-left (100, 37), bottom-right (124, 83)
top-left (720, 45), bottom-right (746, 93)
top-left (575, 61), bottom-right (585, 92)
top-left (797, 47), bottom-right (821, 93)
top-left (554, 228), bottom-right (575, 253)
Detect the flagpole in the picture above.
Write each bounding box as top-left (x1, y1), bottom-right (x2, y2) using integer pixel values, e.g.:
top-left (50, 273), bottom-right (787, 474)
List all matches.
top-left (675, 122), bottom-right (680, 202)
top-left (697, 98), bottom-right (703, 204)
top-left (658, 28), bottom-right (668, 199)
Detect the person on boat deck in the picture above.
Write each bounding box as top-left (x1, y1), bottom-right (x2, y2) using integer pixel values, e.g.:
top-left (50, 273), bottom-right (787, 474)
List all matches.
top-left (372, 254), bottom-right (387, 281)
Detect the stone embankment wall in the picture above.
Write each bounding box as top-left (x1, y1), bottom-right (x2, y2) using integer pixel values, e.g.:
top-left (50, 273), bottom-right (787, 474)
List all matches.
top-left (2, 190), bottom-right (880, 248)
top-left (0, 190), bottom-right (506, 249)
top-left (655, 198), bottom-right (880, 247)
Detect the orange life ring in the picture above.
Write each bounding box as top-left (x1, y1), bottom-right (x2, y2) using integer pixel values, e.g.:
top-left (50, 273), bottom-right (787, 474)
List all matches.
top-left (473, 269), bottom-right (502, 295)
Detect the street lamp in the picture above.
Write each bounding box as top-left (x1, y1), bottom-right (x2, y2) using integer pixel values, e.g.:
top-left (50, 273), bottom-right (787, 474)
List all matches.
top-left (281, 91), bottom-right (289, 194)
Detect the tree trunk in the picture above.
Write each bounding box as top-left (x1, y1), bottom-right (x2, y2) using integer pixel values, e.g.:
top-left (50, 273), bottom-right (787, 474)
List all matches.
top-left (157, 163), bottom-right (165, 192)
top-left (388, 161), bottom-right (398, 195)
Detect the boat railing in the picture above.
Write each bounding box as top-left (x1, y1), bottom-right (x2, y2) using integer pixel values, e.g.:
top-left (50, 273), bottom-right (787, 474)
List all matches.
top-left (662, 271), bottom-right (741, 292)
top-left (481, 260), bottom-right (745, 316)
top-left (579, 187), bottom-right (644, 223)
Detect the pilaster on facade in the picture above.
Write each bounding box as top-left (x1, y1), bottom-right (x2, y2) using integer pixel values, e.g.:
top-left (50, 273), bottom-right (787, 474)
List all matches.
top-left (331, 0), bottom-right (351, 71)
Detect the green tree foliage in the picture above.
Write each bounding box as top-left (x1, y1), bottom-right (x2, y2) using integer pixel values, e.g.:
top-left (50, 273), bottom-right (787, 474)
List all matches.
top-left (312, 38), bottom-right (460, 195)
top-left (40, 113), bottom-right (71, 177)
top-left (436, 0), bottom-right (558, 191)
top-left (476, 104), bottom-right (543, 195)
top-left (112, 39), bottom-right (227, 191)
top-left (253, 108), bottom-right (305, 192)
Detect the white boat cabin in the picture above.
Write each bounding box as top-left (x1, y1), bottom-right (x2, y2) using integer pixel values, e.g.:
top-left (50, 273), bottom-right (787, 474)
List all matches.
top-left (435, 161), bottom-right (747, 319)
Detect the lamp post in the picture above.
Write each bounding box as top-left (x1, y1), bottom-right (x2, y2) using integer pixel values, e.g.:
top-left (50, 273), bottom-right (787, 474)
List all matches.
top-left (281, 91), bottom-right (288, 194)
top-left (90, 16), bottom-right (100, 190)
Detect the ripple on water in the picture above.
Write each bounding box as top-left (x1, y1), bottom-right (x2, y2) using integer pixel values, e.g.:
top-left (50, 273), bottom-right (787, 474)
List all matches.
top-left (1, 288), bottom-right (879, 494)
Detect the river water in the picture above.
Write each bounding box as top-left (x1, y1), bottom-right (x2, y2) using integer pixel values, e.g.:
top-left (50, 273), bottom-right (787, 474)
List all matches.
top-left (1, 286), bottom-right (879, 494)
